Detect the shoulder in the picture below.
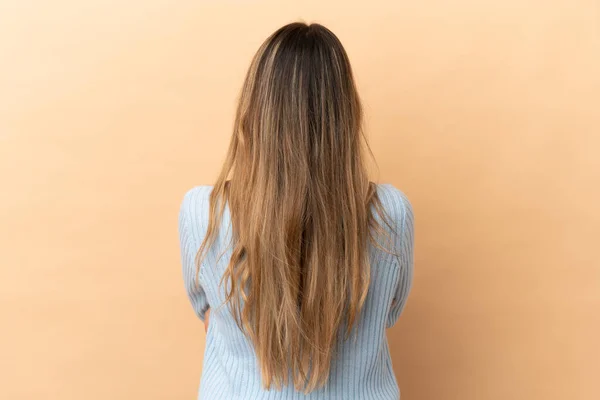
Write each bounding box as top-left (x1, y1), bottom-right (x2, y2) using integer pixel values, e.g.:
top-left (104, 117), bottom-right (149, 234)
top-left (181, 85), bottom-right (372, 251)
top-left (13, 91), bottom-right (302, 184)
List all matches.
top-left (180, 185), bottom-right (214, 209)
top-left (376, 184), bottom-right (412, 217)
top-left (178, 185), bottom-right (214, 229)
top-left (375, 183), bottom-right (414, 231)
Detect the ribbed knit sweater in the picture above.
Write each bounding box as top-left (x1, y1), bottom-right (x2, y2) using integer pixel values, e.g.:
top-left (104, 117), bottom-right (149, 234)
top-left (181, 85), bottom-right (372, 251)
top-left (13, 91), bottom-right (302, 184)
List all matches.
top-left (178, 183), bottom-right (414, 400)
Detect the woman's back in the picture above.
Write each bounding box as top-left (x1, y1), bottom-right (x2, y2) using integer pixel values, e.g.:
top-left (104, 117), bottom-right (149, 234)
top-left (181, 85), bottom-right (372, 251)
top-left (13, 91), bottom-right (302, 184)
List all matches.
top-left (178, 183), bottom-right (414, 399)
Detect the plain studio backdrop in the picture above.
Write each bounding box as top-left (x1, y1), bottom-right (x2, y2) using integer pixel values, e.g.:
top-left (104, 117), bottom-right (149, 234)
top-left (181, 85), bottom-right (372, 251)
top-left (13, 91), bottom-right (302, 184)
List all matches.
top-left (1, 1), bottom-right (599, 399)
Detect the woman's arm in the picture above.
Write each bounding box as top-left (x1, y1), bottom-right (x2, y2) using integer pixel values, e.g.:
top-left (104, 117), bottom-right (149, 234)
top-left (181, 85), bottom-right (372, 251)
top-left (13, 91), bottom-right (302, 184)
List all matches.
top-left (204, 308), bottom-right (210, 333)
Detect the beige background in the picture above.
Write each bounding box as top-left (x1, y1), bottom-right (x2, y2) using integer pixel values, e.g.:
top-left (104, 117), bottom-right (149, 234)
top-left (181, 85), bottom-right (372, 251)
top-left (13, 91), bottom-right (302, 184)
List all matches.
top-left (1, 0), bottom-right (599, 399)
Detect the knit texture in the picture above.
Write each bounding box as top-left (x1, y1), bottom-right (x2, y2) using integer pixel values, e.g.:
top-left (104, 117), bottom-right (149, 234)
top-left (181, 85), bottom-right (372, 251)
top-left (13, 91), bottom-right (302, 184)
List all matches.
top-left (178, 183), bottom-right (414, 400)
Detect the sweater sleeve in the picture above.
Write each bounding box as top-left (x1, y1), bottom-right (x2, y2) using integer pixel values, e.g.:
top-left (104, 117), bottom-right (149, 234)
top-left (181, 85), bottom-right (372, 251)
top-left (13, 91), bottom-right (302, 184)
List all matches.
top-left (178, 188), bottom-right (210, 322)
top-left (385, 187), bottom-right (414, 328)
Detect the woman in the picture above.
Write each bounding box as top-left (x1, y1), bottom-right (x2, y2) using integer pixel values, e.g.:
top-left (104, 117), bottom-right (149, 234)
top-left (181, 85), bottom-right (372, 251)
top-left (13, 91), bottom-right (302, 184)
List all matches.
top-left (178, 22), bottom-right (414, 399)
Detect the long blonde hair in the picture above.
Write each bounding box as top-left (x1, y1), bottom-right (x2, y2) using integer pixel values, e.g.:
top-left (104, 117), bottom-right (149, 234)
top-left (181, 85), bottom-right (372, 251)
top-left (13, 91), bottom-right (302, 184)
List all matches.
top-left (196, 22), bottom-right (392, 393)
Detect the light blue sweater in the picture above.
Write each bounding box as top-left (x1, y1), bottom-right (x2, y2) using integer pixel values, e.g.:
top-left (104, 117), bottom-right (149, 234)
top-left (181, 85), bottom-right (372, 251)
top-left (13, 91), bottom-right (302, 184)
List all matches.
top-left (178, 184), bottom-right (414, 400)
